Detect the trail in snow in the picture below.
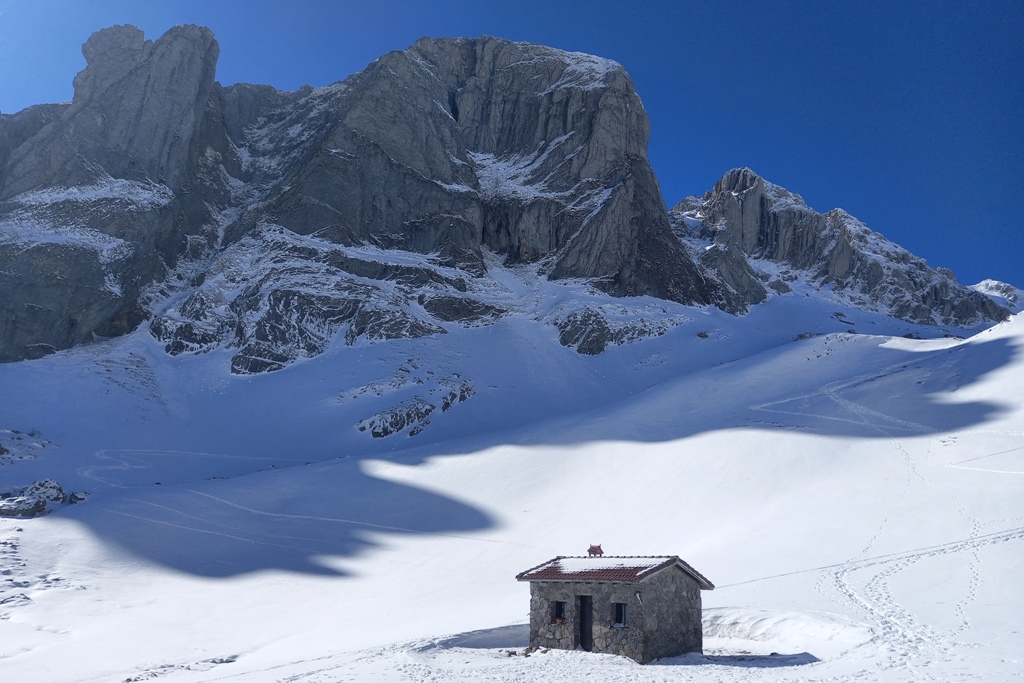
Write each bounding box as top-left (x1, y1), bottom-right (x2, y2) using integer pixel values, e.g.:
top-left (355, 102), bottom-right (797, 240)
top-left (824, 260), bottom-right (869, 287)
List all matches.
top-left (718, 526), bottom-right (1024, 590)
top-left (175, 489), bottom-right (543, 549)
top-left (945, 437), bottom-right (1024, 475)
top-left (739, 334), bottom-right (1023, 681)
top-left (79, 449), bottom-right (297, 488)
top-left (752, 361), bottom-right (936, 435)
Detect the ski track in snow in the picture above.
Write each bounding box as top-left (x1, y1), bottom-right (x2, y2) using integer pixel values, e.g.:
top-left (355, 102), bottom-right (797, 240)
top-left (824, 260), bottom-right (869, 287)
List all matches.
top-left (821, 524), bottom-right (1023, 682)
top-left (743, 338), bottom-right (1023, 682)
top-left (944, 433), bottom-right (1024, 475)
top-left (774, 365), bottom-right (1016, 680)
top-left (752, 360), bottom-right (935, 435)
top-left (78, 449), bottom-right (297, 488)
top-left (103, 501), bottom-right (335, 554)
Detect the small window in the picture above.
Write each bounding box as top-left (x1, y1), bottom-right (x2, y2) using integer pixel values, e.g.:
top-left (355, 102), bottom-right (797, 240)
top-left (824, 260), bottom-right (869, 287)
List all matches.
top-left (551, 601), bottom-right (567, 624)
top-left (613, 602), bottom-right (627, 627)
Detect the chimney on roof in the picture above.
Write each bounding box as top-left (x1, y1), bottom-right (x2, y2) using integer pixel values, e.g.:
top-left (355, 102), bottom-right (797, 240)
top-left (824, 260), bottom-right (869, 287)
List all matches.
top-left (588, 544), bottom-right (604, 556)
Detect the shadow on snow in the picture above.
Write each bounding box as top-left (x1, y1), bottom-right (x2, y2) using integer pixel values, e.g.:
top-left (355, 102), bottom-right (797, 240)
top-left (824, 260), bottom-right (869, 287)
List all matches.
top-left (11, 330), bottom-right (1020, 578)
top-left (476, 335), bottom-right (1021, 448)
top-left (660, 651), bottom-right (820, 667)
top-left (64, 457), bottom-right (493, 578)
top-left (436, 625), bottom-right (819, 668)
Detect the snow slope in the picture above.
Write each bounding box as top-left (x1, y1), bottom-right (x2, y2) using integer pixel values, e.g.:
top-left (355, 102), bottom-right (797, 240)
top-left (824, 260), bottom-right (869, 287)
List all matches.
top-left (0, 270), bottom-right (1022, 682)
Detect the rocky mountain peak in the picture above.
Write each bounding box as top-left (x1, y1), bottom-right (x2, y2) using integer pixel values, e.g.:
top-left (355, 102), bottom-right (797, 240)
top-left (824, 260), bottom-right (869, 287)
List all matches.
top-left (0, 28), bottom-right (1011, 369)
top-left (4, 23), bottom-right (218, 198)
top-left (72, 24), bottom-right (148, 103)
top-left (0, 27), bottom-right (723, 366)
top-left (0, 24), bottom-right (221, 361)
top-left (672, 168), bottom-right (1010, 326)
top-left (712, 166), bottom-right (763, 195)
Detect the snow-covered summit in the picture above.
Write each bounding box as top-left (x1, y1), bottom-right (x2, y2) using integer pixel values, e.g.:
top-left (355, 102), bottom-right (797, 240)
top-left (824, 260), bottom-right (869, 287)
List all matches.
top-left (971, 278), bottom-right (1023, 312)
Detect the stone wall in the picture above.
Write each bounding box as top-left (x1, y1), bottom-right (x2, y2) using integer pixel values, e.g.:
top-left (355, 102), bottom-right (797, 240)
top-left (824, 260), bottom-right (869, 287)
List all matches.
top-left (527, 567), bottom-right (703, 663)
top-left (639, 565), bottom-right (704, 660)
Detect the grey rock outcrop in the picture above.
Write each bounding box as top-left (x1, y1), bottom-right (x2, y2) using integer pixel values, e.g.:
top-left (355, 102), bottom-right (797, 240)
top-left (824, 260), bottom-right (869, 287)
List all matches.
top-left (672, 168), bottom-right (1010, 326)
top-left (0, 479), bottom-right (86, 517)
top-left (1, 26), bottom-right (721, 365)
top-left (356, 379), bottom-right (475, 438)
top-left (2, 26), bottom-right (1009, 369)
top-left (4, 24), bottom-right (219, 196)
top-left (241, 36), bottom-right (717, 301)
top-left (418, 294), bottom-right (507, 325)
top-left (148, 228), bottom-right (460, 374)
top-left (0, 495), bottom-right (45, 518)
top-left (969, 279), bottom-right (1023, 313)
top-left (144, 33), bottom-right (727, 372)
top-left (0, 25), bottom-right (220, 361)
top-left (555, 307), bottom-right (678, 355)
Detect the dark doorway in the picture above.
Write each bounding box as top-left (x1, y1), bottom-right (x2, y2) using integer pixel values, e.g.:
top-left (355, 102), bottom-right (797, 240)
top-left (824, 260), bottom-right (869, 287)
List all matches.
top-left (578, 595), bottom-right (593, 651)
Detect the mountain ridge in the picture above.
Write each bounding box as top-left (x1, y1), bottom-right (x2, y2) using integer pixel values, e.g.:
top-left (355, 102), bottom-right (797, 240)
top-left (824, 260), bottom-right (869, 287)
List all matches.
top-left (671, 167), bottom-right (1009, 326)
top-left (0, 25), bottom-right (1012, 368)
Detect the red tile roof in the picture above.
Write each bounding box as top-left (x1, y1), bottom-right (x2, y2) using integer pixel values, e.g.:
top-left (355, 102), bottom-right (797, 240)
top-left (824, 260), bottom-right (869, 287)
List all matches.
top-left (516, 555), bottom-right (714, 589)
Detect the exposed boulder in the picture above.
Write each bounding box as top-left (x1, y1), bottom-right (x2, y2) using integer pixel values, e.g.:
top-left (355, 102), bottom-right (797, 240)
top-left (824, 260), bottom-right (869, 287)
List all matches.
top-left (0, 479), bottom-right (86, 518)
top-left (554, 305), bottom-right (683, 355)
top-left (557, 308), bottom-right (616, 355)
top-left (0, 495), bottom-right (45, 518)
top-left (20, 479), bottom-right (66, 504)
top-left (418, 294), bottom-right (507, 326)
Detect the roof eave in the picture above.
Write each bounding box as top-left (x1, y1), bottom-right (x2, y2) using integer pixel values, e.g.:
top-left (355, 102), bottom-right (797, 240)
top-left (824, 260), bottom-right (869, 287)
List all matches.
top-left (516, 577), bottom-right (643, 584)
top-left (514, 555), bottom-right (715, 589)
top-left (671, 559), bottom-right (715, 590)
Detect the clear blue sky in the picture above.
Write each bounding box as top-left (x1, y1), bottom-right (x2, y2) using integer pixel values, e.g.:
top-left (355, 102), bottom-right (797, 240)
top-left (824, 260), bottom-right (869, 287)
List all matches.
top-left (2, 0), bottom-right (1021, 287)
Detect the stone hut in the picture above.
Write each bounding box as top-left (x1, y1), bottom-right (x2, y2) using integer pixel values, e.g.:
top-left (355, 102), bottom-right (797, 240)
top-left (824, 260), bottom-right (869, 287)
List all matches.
top-left (515, 554), bottom-right (714, 663)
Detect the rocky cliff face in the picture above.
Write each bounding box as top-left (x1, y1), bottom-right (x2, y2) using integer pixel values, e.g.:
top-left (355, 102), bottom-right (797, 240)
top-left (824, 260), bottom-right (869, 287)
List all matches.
top-left (227, 34), bottom-right (716, 300)
top-left (671, 168), bottom-right (1010, 327)
top-left (0, 27), bottom-right (1010, 369)
top-left (0, 26), bottom-right (722, 364)
top-left (0, 25), bottom-right (220, 360)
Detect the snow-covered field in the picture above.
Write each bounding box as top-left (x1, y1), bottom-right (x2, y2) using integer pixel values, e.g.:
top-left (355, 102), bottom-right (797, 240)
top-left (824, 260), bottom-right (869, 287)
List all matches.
top-left (1, 269), bottom-right (1022, 682)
